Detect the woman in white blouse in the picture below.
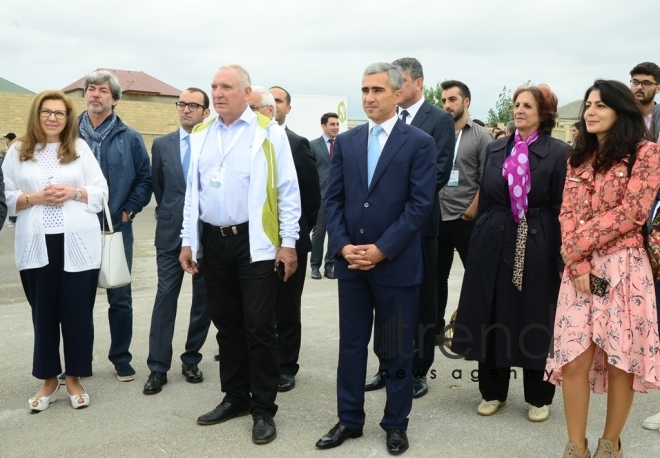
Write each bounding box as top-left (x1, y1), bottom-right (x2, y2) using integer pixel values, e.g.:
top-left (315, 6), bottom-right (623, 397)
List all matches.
top-left (2, 90), bottom-right (108, 411)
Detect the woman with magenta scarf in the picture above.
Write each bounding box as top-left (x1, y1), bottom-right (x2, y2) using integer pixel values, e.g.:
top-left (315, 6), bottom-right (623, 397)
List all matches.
top-left (547, 80), bottom-right (660, 458)
top-left (451, 84), bottom-right (567, 424)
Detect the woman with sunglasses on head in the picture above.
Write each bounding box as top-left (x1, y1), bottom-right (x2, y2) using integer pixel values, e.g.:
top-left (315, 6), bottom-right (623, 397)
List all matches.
top-left (546, 80), bottom-right (660, 458)
top-left (2, 90), bottom-right (107, 412)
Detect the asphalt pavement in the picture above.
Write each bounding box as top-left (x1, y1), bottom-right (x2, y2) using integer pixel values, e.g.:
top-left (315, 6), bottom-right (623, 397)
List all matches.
top-left (0, 200), bottom-right (659, 457)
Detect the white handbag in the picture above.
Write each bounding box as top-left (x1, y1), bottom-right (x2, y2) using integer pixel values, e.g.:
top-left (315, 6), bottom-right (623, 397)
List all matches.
top-left (98, 198), bottom-right (131, 289)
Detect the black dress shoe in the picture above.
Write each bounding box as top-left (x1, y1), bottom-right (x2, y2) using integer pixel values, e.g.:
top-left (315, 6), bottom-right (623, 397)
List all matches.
top-left (412, 375), bottom-right (428, 399)
top-left (182, 363), bottom-right (204, 383)
top-left (277, 374), bottom-right (295, 392)
top-left (197, 401), bottom-right (250, 425)
top-left (143, 371), bottom-right (167, 395)
top-left (324, 269), bottom-right (336, 279)
top-left (316, 422), bottom-right (363, 449)
top-left (311, 269), bottom-right (322, 280)
top-left (252, 412), bottom-right (277, 444)
top-left (214, 354), bottom-right (220, 362)
top-left (386, 429), bottom-right (409, 455)
top-left (364, 372), bottom-right (386, 391)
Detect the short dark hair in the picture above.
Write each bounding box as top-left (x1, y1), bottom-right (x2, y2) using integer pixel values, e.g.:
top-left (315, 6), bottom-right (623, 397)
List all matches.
top-left (185, 87), bottom-right (209, 108)
top-left (5, 132), bottom-right (16, 141)
top-left (571, 121), bottom-right (580, 129)
top-left (392, 57), bottom-right (424, 81)
top-left (630, 62), bottom-right (660, 82)
top-left (269, 86), bottom-right (291, 105)
top-left (569, 79), bottom-right (648, 171)
top-left (321, 112), bottom-right (339, 125)
top-left (512, 84), bottom-right (558, 135)
top-left (441, 80), bottom-right (471, 101)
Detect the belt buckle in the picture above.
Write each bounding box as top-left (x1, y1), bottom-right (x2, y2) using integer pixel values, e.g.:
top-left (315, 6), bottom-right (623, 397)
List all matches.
top-left (219, 225), bottom-right (238, 236)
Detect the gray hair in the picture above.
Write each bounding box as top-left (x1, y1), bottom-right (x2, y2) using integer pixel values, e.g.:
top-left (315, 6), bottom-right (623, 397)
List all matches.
top-left (219, 65), bottom-right (251, 91)
top-left (506, 120), bottom-right (516, 133)
top-left (251, 85), bottom-right (277, 117)
top-left (392, 57), bottom-right (424, 81)
top-left (83, 70), bottom-right (122, 100)
top-left (363, 62), bottom-right (404, 91)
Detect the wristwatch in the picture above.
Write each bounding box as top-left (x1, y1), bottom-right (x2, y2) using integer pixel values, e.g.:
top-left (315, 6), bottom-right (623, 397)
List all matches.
top-left (74, 188), bottom-right (82, 201)
top-left (125, 211), bottom-right (136, 221)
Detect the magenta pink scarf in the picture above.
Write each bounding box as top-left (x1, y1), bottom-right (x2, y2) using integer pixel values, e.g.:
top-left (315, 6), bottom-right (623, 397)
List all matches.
top-left (502, 130), bottom-right (540, 222)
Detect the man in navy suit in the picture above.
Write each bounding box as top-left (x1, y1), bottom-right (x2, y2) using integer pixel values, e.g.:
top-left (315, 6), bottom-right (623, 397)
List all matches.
top-left (144, 88), bottom-right (212, 395)
top-left (315, 62), bottom-right (436, 455)
top-left (365, 57), bottom-right (455, 399)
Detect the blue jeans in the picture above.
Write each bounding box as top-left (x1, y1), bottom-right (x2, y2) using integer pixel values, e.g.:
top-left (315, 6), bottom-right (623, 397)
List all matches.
top-left (106, 222), bottom-right (134, 365)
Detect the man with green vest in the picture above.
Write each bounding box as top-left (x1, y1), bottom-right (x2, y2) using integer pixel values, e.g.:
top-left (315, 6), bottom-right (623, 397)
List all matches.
top-left (179, 65), bottom-right (301, 445)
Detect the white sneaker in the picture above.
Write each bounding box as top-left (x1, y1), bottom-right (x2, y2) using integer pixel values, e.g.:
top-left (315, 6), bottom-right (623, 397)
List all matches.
top-left (528, 404), bottom-right (549, 422)
top-left (642, 411), bottom-right (660, 430)
top-left (7, 221), bottom-right (15, 227)
top-left (477, 399), bottom-right (506, 416)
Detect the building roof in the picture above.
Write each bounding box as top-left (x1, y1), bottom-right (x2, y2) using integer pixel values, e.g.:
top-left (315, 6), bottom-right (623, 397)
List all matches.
top-left (557, 99), bottom-right (582, 120)
top-left (61, 68), bottom-right (181, 97)
top-left (0, 77), bottom-right (34, 94)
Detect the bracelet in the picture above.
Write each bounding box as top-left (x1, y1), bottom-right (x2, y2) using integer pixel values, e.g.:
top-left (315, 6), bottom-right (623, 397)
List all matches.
top-left (26, 194), bottom-right (33, 207)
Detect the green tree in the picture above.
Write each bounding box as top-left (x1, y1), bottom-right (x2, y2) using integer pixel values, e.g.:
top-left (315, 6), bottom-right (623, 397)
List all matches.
top-left (486, 86), bottom-right (513, 126)
top-left (423, 82), bottom-right (443, 109)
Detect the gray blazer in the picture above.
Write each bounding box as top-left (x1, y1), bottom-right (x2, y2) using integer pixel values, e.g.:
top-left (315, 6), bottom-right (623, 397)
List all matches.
top-left (310, 135), bottom-right (331, 198)
top-left (151, 130), bottom-right (187, 251)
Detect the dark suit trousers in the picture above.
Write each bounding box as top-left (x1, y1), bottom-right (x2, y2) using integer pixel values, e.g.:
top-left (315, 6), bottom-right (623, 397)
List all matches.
top-left (337, 272), bottom-right (418, 431)
top-left (276, 252), bottom-right (307, 375)
top-left (20, 234), bottom-right (99, 379)
top-left (147, 247), bottom-right (211, 373)
top-left (310, 202), bottom-right (334, 271)
top-left (372, 235), bottom-right (437, 375)
top-left (436, 218), bottom-right (474, 334)
top-left (201, 225), bottom-right (279, 416)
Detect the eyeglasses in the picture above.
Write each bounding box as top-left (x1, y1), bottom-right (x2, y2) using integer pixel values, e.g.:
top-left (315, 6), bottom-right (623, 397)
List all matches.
top-left (175, 102), bottom-right (206, 112)
top-left (39, 109), bottom-right (68, 120)
top-left (630, 79), bottom-right (658, 88)
top-left (249, 104), bottom-right (268, 111)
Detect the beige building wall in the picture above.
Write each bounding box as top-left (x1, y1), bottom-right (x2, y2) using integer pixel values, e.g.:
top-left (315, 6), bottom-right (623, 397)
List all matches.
top-left (0, 92), bottom-right (180, 153)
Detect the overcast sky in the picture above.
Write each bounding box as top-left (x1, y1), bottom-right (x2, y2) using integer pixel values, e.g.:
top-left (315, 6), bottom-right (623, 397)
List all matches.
top-left (2, 0), bottom-right (659, 122)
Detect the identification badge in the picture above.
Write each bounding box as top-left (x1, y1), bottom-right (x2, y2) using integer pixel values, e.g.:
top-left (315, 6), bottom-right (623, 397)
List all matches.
top-left (448, 169), bottom-right (459, 187)
top-left (209, 166), bottom-right (225, 188)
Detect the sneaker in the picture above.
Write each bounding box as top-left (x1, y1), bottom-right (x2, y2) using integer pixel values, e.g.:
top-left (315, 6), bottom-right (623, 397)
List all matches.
top-left (477, 399), bottom-right (506, 416)
top-left (115, 362), bottom-right (136, 382)
top-left (58, 373), bottom-right (66, 385)
top-left (7, 221), bottom-right (15, 228)
top-left (528, 404), bottom-right (550, 422)
top-left (643, 411), bottom-right (660, 430)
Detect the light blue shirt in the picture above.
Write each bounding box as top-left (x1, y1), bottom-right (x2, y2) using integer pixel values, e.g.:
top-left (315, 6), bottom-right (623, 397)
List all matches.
top-left (198, 106), bottom-right (256, 226)
top-left (367, 114), bottom-right (398, 156)
top-left (179, 127), bottom-right (189, 162)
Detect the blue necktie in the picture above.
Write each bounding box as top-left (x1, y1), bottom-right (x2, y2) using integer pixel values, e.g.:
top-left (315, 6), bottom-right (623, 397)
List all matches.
top-left (367, 125), bottom-right (383, 186)
top-left (182, 135), bottom-right (191, 182)
top-left (400, 109), bottom-right (409, 124)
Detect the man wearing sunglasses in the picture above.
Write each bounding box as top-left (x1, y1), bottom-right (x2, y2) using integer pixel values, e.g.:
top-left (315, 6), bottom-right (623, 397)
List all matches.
top-left (144, 89), bottom-right (213, 395)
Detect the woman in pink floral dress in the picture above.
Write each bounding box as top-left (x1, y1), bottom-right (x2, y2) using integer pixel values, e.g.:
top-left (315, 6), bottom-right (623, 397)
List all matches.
top-left (547, 79), bottom-right (660, 458)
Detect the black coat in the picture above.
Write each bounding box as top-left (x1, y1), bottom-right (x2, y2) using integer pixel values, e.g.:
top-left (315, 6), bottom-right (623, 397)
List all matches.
top-left (451, 133), bottom-right (567, 370)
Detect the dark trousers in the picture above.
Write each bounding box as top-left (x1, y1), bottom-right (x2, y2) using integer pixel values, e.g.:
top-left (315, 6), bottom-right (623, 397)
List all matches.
top-left (147, 247), bottom-right (211, 373)
top-left (337, 273), bottom-right (418, 431)
top-left (201, 224), bottom-right (279, 416)
top-left (478, 364), bottom-right (555, 408)
top-left (372, 236), bottom-right (437, 375)
top-left (310, 202), bottom-right (333, 272)
top-left (20, 234), bottom-right (99, 379)
top-left (276, 252), bottom-right (308, 376)
top-left (105, 222), bottom-right (134, 365)
top-left (436, 217), bottom-right (474, 333)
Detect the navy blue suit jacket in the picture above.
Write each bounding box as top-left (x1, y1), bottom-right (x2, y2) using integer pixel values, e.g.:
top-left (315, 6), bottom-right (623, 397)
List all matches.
top-left (325, 119), bottom-right (436, 287)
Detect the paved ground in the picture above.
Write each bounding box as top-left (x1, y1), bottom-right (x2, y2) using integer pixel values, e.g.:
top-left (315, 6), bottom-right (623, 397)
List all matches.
top-left (1, 200), bottom-right (659, 457)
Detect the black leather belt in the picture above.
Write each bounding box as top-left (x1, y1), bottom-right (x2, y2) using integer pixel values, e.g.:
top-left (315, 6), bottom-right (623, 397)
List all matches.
top-left (204, 221), bottom-right (249, 237)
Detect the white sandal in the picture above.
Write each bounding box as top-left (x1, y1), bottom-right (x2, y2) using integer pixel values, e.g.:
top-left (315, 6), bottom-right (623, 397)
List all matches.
top-left (66, 386), bottom-right (90, 409)
top-left (29, 385), bottom-right (60, 412)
